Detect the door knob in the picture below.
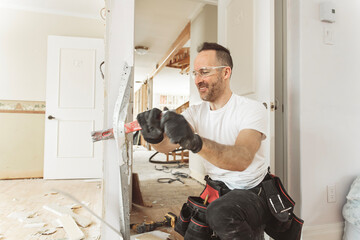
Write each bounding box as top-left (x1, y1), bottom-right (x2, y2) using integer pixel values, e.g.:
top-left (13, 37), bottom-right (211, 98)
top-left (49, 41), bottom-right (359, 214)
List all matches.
top-left (48, 115), bottom-right (56, 120)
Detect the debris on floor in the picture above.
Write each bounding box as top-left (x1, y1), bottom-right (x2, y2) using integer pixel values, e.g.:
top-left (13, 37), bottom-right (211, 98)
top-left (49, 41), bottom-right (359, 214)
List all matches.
top-left (130, 230), bottom-right (170, 240)
top-left (81, 201), bottom-right (90, 207)
top-left (0, 179), bottom-right (101, 239)
top-left (59, 214), bottom-right (84, 240)
top-left (44, 190), bottom-right (59, 196)
top-left (37, 227), bottom-right (57, 235)
top-left (24, 220), bottom-right (46, 228)
top-left (66, 203), bottom-right (82, 210)
top-left (52, 219), bottom-right (63, 228)
top-left (7, 211), bottom-right (37, 222)
top-left (43, 204), bottom-right (92, 227)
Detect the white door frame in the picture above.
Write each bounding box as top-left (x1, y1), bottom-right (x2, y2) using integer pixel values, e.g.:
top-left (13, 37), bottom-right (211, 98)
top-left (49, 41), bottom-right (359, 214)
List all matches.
top-left (218, 0), bottom-right (275, 172)
top-left (274, 0), bottom-right (288, 187)
top-left (102, 0), bottom-right (134, 239)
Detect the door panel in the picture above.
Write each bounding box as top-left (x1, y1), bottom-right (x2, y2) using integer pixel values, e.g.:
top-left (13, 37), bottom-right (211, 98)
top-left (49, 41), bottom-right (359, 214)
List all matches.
top-left (226, 0), bottom-right (255, 96)
top-left (59, 49), bottom-right (96, 108)
top-left (44, 36), bottom-right (104, 179)
top-left (218, 1), bottom-right (275, 239)
top-left (57, 120), bottom-right (94, 157)
top-left (218, 0), bottom-right (275, 169)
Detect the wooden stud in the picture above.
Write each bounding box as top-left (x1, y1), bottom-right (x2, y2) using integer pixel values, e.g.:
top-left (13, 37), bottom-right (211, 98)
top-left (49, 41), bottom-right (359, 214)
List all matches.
top-left (132, 173), bottom-right (145, 206)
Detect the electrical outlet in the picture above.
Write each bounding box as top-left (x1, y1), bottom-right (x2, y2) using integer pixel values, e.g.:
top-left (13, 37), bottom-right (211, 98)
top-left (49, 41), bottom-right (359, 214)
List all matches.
top-left (327, 185), bottom-right (336, 203)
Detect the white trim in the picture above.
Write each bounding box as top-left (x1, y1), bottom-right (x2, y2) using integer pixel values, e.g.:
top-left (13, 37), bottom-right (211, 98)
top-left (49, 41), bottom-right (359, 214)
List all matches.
top-left (0, 3), bottom-right (101, 19)
top-left (302, 222), bottom-right (344, 240)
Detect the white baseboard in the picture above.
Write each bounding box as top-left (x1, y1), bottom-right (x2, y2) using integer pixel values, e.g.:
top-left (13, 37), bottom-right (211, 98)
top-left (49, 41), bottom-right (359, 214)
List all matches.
top-left (302, 222), bottom-right (344, 240)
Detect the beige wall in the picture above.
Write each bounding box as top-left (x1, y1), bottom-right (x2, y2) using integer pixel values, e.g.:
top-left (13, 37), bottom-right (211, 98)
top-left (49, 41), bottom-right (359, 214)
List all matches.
top-left (0, 8), bottom-right (104, 179)
top-left (189, 4), bottom-right (217, 183)
top-left (0, 8), bottom-right (104, 101)
top-left (0, 113), bottom-right (45, 179)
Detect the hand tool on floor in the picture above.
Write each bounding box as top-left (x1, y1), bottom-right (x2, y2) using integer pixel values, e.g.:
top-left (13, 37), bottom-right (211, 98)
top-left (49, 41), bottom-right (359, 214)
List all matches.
top-left (157, 177), bottom-right (184, 184)
top-left (91, 120), bottom-right (141, 142)
top-left (131, 212), bottom-right (177, 234)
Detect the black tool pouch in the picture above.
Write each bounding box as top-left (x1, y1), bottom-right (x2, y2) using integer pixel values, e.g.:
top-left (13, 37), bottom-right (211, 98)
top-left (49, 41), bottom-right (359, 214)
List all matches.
top-left (262, 177), bottom-right (292, 223)
top-left (262, 175), bottom-right (304, 240)
top-left (175, 197), bottom-right (207, 237)
top-left (174, 203), bottom-right (192, 236)
top-left (184, 211), bottom-right (212, 240)
top-left (199, 175), bottom-right (230, 203)
top-left (175, 196), bottom-right (219, 239)
top-left (265, 214), bottom-right (304, 240)
top-left (175, 176), bottom-right (228, 239)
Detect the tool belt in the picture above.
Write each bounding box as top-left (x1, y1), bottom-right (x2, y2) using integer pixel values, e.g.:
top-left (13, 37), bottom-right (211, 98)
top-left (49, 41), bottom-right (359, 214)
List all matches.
top-left (199, 175), bottom-right (231, 203)
top-left (175, 174), bottom-right (304, 240)
top-left (174, 176), bottom-right (228, 239)
top-left (262, 174), bottom-right (304, 240)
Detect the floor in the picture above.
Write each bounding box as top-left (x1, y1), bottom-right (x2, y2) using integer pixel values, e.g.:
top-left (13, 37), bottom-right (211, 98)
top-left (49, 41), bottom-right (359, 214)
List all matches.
top-left (0, 146), bottom-right (204, 240)
top-left (131, 146), bottom-right (205, 239)
top-left (0, 179), bottom-right (101, 240)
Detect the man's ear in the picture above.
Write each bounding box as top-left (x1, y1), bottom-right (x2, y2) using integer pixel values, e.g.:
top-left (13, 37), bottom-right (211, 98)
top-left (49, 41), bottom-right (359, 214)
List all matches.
top-left (224, 67), bottom-right (232, 79)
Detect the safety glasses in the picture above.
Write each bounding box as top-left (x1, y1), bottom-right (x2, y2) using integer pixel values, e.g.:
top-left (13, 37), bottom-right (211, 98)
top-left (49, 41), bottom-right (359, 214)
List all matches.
top-left (190, 66), bottom-right (228, 79)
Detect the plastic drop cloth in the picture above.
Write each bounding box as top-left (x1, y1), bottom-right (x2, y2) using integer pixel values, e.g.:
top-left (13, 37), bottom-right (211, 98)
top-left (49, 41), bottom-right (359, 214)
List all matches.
top-left (343, 176), bottom-right (360, 240)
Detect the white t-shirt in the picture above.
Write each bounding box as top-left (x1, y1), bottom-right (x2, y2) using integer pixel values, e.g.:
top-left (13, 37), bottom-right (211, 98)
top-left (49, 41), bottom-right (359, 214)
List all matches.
top-left (182, 93), bottom-right (269, 190)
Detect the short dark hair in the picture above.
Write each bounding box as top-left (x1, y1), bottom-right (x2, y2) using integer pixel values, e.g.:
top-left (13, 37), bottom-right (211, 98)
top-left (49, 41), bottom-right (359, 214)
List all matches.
top-left (197, 42), bottom-right (233, 70)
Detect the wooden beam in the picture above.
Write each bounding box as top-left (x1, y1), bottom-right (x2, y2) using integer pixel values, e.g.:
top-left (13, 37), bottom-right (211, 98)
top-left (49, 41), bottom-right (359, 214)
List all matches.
top-left (149, 22), bottom-right (190, 78)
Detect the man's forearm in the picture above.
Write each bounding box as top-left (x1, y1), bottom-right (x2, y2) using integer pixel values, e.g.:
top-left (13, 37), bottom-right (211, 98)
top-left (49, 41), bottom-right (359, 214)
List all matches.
top-left (198, 138), bottom-right (253, 171)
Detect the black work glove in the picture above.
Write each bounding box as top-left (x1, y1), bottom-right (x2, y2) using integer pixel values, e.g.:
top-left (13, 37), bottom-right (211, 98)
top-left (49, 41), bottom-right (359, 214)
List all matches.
top-left (136, 108), bottom-right (164, 144)
top-left (160, 111), bottom-right (203, 153)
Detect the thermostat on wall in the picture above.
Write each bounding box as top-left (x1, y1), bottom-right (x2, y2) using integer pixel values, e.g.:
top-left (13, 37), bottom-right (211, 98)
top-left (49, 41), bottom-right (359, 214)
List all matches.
top-left (320, 2), bottom-right (336, 23)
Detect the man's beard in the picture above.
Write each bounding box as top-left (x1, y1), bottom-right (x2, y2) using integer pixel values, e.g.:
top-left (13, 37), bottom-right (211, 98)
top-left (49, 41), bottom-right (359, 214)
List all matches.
top-left (197, 74), bottom-right (225, 102)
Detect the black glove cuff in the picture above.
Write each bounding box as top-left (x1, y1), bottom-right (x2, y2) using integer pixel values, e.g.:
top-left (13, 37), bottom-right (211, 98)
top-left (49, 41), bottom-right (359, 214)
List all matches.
top-left (145, 134), bottom-right (164, 144)
top-left (190, 134), bottom-right (203, 153)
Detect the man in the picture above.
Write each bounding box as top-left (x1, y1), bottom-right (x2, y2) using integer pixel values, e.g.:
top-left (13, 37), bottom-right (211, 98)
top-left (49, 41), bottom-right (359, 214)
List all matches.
top-left (137, 42), bottom-right (272, 239)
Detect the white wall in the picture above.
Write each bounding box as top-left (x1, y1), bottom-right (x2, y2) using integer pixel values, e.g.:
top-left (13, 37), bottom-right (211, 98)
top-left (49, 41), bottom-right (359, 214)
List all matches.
top-left (153, 67), bottom-right (190, 96)
top-left (288, 0), bottom-right (360, 238)
top-left (0, 8), bottom-right (104, 101)
top-left (189, 4), bottom-right (217, 183)
top-left (0, 8), bottom-right (104, 179)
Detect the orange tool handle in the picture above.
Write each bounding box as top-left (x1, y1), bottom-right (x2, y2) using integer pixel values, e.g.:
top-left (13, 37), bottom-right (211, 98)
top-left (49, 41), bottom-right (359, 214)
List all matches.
top-left (124, 120), bottom-right (142, 133)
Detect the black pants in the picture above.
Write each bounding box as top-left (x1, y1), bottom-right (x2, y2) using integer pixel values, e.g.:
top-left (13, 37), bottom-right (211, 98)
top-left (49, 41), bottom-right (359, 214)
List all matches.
top-left (206, 185), bottom-right (273, 240)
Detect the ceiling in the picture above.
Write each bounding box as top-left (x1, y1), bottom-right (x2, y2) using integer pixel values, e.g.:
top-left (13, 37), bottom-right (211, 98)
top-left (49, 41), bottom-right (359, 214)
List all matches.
top-left (0, 0), bottom-right (217, 89)
top-left (0, 0), bottom-right (105, 19)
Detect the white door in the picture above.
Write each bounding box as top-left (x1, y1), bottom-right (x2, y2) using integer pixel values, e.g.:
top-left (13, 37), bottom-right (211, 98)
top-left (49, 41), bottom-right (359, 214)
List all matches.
top-left (218, 0), bottom-right (275, 171)
top-left (218, 1), bottom-right (274, 239)
top-left (44, 36), bottom-right (104, 179)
